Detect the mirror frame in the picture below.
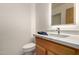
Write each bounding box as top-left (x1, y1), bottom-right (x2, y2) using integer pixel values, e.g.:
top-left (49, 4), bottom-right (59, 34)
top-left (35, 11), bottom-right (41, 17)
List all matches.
top-left (50, 3), bottom-right (76, 26)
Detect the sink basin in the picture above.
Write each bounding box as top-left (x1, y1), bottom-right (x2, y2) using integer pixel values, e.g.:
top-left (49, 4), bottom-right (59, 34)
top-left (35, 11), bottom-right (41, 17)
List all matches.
top-left (48, 34), bottom-right (69, 38)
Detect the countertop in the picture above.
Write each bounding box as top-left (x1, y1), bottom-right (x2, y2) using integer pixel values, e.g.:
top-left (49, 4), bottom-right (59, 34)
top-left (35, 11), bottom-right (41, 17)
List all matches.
top-left (34, 33), bottom-right (79, 49)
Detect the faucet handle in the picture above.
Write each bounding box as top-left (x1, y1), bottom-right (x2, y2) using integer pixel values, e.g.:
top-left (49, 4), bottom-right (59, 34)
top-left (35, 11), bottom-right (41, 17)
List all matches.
top-left (57, 28), bottom-right (60, 35)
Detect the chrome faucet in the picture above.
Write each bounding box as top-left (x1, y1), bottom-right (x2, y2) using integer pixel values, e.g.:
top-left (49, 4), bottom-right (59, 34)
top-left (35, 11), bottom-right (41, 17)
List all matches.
top-left (56, 28), bottom-right (60, 35)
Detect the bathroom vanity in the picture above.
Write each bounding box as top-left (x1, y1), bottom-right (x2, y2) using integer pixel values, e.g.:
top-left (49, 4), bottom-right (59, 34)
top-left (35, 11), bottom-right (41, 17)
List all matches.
top-left (34, 34), bottom-right (79, 55)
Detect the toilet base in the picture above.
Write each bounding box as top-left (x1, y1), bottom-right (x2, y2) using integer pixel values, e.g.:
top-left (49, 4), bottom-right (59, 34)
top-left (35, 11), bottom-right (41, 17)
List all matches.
top-left (23, 51), bottom-right (35, 55)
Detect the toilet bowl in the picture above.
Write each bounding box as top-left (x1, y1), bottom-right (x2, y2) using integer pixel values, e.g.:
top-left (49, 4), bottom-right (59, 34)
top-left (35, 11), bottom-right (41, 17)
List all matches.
top-left (22, 42), bottom-right (36, 55)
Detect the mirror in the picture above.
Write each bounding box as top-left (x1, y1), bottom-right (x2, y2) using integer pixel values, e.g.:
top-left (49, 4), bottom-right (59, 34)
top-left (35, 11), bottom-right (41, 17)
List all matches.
top-left (51, 3), bottom-right (75, 25)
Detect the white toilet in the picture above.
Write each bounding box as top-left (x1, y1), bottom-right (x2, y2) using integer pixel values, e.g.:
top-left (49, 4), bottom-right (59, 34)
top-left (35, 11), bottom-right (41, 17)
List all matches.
top-left (22, 42), bottom-right (36, 55)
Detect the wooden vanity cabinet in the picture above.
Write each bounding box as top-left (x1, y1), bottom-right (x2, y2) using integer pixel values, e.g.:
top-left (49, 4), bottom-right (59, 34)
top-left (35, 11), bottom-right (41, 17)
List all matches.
top-left (35, 36), bottom-right (79, 55)
top-left (47, 50), bottom-right (56, 55)
top-left (36, 45), bottom-right (46, 55)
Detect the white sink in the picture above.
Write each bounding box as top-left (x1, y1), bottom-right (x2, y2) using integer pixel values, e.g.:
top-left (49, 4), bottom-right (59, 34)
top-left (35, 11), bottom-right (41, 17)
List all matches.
top-left (48, 34), bottom-right (69, 38)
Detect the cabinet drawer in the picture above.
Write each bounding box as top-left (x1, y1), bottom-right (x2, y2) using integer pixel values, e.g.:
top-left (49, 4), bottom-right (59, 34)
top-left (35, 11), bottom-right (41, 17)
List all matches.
top-left (36, 45), bottom-right (46, 55)
top-left (36, 37), bottom-right (76, 55)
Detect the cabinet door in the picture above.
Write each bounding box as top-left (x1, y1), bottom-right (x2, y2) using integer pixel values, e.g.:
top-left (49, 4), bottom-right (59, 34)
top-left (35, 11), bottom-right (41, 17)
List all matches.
top-left (36, 45), bottom-right (46, 55)
top-left (47, 50), bottom-right (56, 55)
top-left (66, 7), bottom-right (74, 24)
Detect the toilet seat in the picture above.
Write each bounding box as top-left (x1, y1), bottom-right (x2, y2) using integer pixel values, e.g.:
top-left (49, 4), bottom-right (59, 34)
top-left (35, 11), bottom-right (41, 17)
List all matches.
top-left (23, 43), bottom-right (35, 49)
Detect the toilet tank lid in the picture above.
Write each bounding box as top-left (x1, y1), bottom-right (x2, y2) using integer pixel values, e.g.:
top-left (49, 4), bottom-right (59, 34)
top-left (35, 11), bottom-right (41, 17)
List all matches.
top-left (22, 43), bottom-right (35, 49)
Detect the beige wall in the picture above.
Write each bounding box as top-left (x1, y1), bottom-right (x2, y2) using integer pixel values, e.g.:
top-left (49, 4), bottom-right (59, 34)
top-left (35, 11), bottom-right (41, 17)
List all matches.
top-left (0, 3), bottom-right (35, 55)
top-left (36, 3), bottom-right (50, 32)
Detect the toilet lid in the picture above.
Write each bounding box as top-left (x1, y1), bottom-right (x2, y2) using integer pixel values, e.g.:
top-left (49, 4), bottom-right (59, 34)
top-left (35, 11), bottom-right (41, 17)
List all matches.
top-left (23, 43), bottom-right (35, 49)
